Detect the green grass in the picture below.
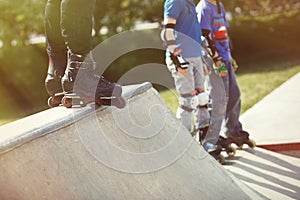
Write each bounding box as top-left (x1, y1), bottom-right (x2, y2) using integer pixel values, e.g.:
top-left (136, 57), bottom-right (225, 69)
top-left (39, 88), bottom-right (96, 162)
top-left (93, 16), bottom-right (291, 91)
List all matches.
top-left (1, 62), bottom-right (299, 126)
top-left (159, 63), bottom-right (300, 114)
top-left (238, 64), bottom-right (300, 113)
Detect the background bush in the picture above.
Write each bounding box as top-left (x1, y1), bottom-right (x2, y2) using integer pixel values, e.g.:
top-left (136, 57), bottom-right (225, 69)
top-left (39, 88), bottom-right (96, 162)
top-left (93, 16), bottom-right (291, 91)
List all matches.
top-left (0, 0), bottom-right (299, 123)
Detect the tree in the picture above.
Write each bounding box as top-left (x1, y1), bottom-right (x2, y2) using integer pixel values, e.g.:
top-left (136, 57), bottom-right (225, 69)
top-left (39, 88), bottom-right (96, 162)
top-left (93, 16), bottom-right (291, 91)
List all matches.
top-left (0, 0), bottom-right (299, 117)
top-left (93, 0), bottom-right (163, 39)
top-left (0, 0), bottom-right (45, 48)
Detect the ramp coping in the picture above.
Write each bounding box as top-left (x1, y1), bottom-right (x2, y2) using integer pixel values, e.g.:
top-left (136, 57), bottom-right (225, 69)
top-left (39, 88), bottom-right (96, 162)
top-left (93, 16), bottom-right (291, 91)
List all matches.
top-left (0, 82), bottom-right (152, 155)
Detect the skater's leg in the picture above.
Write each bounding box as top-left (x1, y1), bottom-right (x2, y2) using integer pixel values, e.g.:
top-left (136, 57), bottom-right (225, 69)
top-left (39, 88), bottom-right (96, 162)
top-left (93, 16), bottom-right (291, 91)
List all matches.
top-left (62, 52), bottom-right (122, 99)
top-left (60, 0), bottom-right (95, 94)
top-left (44, 0), bottom-right (67, 96)
top-left (221, 61), bottom-right (254, 147)
top-left (60, 0), bottom-right (122, 104)
top-left (166, 57), bottom-right (196, 132)
top-left (176, 102), bottom-right (193, 132)
top-left (205, 64), bottom-right (227, 145)
top-left (60, 0), bottom-right (95, 55)
top-left (188, 57), bottom-right (211, 144)
top-left (222, 61), bottom-right (243, 136)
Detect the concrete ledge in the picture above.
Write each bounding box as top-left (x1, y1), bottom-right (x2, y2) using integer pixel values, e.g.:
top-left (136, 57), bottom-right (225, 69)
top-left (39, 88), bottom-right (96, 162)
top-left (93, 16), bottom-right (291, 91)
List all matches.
top-left (0, 82), bottom-right (263, 199)
top-left (0, 82), bottom-right (152, 155)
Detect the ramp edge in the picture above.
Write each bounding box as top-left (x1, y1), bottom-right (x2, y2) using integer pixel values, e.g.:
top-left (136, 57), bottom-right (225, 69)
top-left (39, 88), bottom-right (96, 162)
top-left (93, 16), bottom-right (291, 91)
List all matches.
top-left (0, 82), bottom-right (153, 155)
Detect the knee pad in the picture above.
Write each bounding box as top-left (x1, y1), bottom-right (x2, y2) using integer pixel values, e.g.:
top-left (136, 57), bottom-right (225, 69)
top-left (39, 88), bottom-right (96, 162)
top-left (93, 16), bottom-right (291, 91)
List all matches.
top-left (190, 90), bottom-right (209, 110)
top-left (178, 96), bottom-right (194, 113)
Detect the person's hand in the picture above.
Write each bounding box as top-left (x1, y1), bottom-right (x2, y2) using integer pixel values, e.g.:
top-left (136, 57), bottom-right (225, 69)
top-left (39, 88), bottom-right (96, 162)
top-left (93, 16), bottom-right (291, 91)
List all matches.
top-left (177, 67), bottom-right (188, 76)
top-left (214, 59), bottom-right (222, 68)
top-left (231, 56), bottom-right (238, 72)
top-left (213, 55), bottom-right (222, 67)
top-left (170, 49), bottom-right (189, 76)
top-left (213, 62), bottom-right (228, 77)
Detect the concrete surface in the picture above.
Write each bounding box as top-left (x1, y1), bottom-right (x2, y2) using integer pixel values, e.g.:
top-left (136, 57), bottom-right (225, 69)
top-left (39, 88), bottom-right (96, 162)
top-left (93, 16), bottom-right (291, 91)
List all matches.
top-left (0, 83), bottom-right (263, 200)
top-left (223, 147), bottom-right (300, 200)
top-left (220, 72), bottom-right (300, 200)
top-left (240, 72), bottom-right (300, 146)
top-left (1, 71), bottom-right (299, 200)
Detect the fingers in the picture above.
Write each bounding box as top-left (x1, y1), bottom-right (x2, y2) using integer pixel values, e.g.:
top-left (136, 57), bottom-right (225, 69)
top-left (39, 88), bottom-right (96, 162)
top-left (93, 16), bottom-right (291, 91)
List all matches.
top-left (177, 67), bottom-right (188, 76)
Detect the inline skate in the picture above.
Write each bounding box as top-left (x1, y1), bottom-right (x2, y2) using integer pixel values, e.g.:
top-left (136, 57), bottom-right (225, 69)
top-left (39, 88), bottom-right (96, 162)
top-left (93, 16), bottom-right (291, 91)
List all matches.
top-left (45, 53), bottom-right (67, 107)
top-left (61, 52), bottom-right (125, 108)
top-left (217, 136), bottom-right (236, 157)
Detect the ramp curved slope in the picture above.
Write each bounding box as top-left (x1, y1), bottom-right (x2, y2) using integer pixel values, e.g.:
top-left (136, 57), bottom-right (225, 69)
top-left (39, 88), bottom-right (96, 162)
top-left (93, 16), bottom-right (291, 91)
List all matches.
top-left (0, 83), bottom-right (263, 200)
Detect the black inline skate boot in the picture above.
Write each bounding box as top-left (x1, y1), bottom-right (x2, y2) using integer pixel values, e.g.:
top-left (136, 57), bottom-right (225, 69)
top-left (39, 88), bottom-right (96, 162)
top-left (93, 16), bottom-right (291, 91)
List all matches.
top-left (198, 124), bottom-right (210, 144)
top-left (227, 130), bottom-right (256, 149)
top-left (200, 125), bottom-right (225, 164)
top-left (45, 53), bottom-right (67, 107)
top-left (217, 136), bottom-right (236, 157)
top-left (61, 52), bottom-right (125, 108)
top-left (203, 142), bottom-right (225, 165)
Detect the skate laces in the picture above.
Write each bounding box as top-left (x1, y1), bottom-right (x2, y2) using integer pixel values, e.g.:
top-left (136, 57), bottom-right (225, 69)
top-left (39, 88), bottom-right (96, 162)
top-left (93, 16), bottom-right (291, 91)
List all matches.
top-left (69, 60), bottom-right (91, 70)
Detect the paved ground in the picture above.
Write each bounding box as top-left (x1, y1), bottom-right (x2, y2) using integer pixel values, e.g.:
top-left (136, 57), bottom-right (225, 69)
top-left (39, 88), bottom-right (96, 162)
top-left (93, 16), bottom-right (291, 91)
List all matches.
top-left (222, 72), bottom-right (300, 199)
top-left (240, 72), bottom-right (300, 146)
top-left (223, 147), bottom-right (300, 200)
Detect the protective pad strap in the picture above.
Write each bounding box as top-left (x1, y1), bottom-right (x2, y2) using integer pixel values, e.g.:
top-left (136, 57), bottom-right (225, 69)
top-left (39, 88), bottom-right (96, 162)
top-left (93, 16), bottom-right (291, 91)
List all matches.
top-left (213, 56), bottom-right (222, 62)
top-left (164, 23), bottom-right (175, 29)
top-left (180, 89), bottom-right (203, 98)
top-left (202, 29), bottom-right (217, 56)
top-left (180, 105), bottom-right (193, 113)
top-left (166, 40), bottom-right (177, 46)
top-left (180, 93), bottom-right (193, 98)
top-left (161, 23), bottom-right (177, 52)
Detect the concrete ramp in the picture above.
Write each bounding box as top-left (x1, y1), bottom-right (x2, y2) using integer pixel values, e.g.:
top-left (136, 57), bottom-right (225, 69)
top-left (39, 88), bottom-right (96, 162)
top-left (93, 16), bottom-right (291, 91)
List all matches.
top-left (0, 83), bottom-right (263, 199)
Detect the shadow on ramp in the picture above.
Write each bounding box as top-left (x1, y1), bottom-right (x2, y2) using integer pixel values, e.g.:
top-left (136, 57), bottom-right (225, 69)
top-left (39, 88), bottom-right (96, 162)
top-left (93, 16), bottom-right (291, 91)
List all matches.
top-left (223, 147), bottom-right (300, 200)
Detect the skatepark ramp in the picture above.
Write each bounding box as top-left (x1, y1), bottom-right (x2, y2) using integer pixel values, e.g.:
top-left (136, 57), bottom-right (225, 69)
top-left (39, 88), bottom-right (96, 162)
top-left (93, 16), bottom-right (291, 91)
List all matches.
top-left (0, 82), bottom-right (264, 199)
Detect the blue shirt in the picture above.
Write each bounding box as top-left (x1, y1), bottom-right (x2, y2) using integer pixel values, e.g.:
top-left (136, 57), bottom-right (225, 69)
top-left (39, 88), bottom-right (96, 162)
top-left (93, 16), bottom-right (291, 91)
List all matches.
top-left (164, 0), bottom-right (203, 58)
top-left (196, 0), bottom-right (231, 61)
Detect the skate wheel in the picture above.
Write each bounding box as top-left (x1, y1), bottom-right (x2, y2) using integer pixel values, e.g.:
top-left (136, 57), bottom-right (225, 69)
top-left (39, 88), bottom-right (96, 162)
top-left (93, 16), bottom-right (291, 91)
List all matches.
top-left (190, 130), bottom-right (197, 138)
top-left (115, 97), bottom-right (126, 109)
top-left (226, 146), bottom-right (236, 157)
top-left (47, 96), bottom-right (61, 108)
top-left (62, 96), bottom-right (72, 108)
top-left (218, 154), bottom-right (225, 165)
top-left (94, 99), bottom-right (102, 106)
top-left (80, 101), bottom-right (87, 107)
top-left (247, 139), bottom-right (256, 148)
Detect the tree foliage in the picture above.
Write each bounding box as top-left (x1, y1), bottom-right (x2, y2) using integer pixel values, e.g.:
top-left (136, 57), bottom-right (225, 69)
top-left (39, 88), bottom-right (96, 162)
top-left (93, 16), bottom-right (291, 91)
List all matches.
top-left (0, 0), bottom-right (45, 48)
top-left (0, 0), bottom-right (299, 117)
top-left (0, 0), bottom-right (299, 47)
top-left (93, 0), bottom-right (163, 40)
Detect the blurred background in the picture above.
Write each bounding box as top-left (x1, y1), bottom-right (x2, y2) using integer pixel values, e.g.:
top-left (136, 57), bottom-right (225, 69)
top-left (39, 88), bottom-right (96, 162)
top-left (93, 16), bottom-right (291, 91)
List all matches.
top-left (0, 0), bottom-right (300, 125)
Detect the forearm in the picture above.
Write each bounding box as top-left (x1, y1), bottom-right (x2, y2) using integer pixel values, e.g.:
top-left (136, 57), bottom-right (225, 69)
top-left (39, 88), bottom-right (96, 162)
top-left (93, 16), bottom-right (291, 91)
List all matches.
top-left (162, 18), bottom-right (177, 53)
